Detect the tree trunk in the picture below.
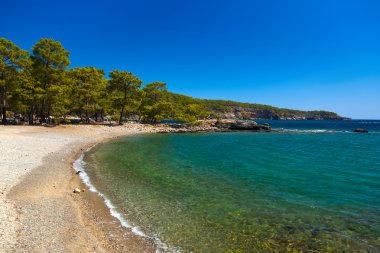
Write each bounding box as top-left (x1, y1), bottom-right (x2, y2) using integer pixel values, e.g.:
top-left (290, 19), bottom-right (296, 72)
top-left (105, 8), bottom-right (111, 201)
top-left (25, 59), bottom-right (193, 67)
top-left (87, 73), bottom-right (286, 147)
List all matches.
top-left (119, 87), bottom-right (128, 125)
top-left (85, 99), bottom-right (89, 124)
top-left (119, 105), bottom-right (125, 125)
top-left (40, 97), bottom-right (46, 124)
top-left (29, 108), bottom-right (34, 125)
top-left (86, 109), bottom-right (89, 124)
top-left (40, 64), bottom-right (49, 124)
top-left (47, 108), bottom-right (51, 124)
top-left (40, 76), bottom-right (47, 124)
top-left (79, 110), bottom-right (83, 123)
top-left (2, 86), bottom-right (7, 125)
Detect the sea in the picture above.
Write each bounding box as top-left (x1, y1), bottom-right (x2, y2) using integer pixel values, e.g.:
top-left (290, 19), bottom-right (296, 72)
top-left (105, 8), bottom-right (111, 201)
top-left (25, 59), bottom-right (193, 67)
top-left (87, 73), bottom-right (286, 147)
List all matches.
top-left (75, 120), bottom-right (380, 252)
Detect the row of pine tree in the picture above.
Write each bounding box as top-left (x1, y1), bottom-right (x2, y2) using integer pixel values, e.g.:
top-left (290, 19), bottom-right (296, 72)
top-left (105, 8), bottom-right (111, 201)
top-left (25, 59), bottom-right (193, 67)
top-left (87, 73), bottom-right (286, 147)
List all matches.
top-left (0, 38), bottom-right (208, 125)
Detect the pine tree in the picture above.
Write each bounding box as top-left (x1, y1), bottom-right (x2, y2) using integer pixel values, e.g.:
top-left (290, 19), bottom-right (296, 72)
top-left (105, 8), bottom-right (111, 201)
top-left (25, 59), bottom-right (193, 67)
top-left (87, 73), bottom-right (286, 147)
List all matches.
top-left (68, 67), bottom-right (106, 123)
top-left (109, 70), bottom-right (142, 124)
top-left (0, 38), bottom-right (29, 124)
top-left (31, 38), bottom-right (70, 123)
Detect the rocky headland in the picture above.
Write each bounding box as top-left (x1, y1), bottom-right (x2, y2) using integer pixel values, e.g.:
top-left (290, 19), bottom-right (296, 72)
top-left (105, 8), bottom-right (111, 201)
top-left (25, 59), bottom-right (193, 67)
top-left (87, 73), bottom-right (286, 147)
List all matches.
top-left (155, 119), bottom-right (272, 133)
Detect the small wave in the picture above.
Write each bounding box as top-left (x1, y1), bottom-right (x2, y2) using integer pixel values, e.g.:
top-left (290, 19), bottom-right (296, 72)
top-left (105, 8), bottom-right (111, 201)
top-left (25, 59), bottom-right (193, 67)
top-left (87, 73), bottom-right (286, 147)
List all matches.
top-left (274, 128), bottom-right (339, 133)
top-left (73, 148), bottom-right (177, 253)
top-left (359, 122), bottom-right (380, 124)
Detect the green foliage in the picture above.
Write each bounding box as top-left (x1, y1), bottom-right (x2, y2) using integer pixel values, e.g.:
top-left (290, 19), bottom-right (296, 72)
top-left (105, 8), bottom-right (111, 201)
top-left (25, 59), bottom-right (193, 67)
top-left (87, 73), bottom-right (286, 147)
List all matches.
top-left (142, 81), bottom-right (167, 104)
top-left (139, 86), bottom-right (210, 123)
top-left (142, 101), bottom-right (174, 123)
top-left (0, 38), bottom-right (30, 71)
top-left (68, 67), bottom-right (106, 122)
top-left (167, 97), bottom-right (340, 119)
top-left (31, 38), bottom-right (70, 69)
top-left (109, 70), bottom-right (143, 124)
top-left (140, 82), bottom-right (169, 122)
top-left (186, 104), bottom-right (208, 120)
top-left (0, 38), bottom-right (30, 124)
top-left (31, 38), bottom-right (70, 123)
top-left (48, 73), bottom-right (73, 118)
top-left (10, 68), bottom-right (43, 124)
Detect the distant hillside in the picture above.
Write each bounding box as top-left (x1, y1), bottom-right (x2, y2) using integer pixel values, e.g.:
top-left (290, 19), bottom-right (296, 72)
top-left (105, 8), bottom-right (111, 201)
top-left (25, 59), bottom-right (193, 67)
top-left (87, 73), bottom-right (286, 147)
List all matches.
top-left (166, 92), bottom-right (350, 120)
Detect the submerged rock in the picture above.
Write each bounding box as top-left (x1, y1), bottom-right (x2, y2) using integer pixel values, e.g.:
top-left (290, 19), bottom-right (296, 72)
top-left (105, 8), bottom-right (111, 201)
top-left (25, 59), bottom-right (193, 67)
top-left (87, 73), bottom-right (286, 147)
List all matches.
top-left (73, 188), bottom-right (81, 194)
top-left (354, 128), bottom-right (368, 133)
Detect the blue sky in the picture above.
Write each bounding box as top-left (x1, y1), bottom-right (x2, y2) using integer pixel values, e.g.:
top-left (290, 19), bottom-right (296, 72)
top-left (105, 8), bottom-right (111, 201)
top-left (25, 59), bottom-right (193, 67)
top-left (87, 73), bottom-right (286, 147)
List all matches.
top-left (2, 0), bottom-right (379, 118)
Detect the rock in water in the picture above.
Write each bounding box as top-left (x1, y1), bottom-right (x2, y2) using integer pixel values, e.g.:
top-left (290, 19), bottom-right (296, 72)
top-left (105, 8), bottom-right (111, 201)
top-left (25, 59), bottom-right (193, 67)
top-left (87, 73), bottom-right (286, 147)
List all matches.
top-left (73, 188), bottom-right (81, 193)
top-left (354, 128), bottom-right (368, 133)
top-left (229, 120), bottom-right (271, 131)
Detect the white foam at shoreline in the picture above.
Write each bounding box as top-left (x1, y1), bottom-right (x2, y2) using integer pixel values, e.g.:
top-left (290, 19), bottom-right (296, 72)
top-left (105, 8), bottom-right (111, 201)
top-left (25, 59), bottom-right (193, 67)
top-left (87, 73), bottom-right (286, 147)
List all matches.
top-left (73, 148), bottom-right (178, 253)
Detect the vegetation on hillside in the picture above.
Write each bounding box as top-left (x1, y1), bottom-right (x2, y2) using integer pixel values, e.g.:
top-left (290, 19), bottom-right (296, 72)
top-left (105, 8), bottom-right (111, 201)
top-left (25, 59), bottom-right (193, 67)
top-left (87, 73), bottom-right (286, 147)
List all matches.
top-left (0, 38), bottom-right (345, 125)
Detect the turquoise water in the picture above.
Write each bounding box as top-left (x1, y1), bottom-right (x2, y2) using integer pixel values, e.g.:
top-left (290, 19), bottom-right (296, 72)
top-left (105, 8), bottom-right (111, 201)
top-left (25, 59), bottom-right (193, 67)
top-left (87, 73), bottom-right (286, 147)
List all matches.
top-left (83, 120), bottom-right (380, 252)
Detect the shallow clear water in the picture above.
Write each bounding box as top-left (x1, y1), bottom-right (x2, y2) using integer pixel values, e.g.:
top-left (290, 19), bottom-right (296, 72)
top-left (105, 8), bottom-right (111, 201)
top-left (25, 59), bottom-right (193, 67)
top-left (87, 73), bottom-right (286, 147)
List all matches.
top-left (84, 120), bottom-right (380, 252)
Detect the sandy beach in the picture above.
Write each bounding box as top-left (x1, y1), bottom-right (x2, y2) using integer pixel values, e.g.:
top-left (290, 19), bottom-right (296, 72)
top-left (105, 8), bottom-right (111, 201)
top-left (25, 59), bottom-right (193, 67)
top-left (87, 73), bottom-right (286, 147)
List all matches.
top-left (0, 124), bottom-right (161, 252)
